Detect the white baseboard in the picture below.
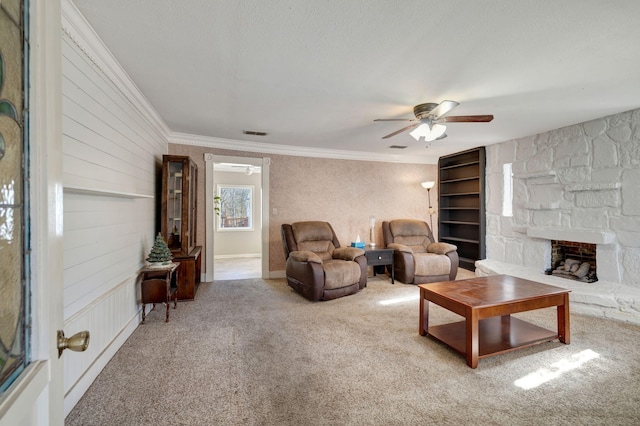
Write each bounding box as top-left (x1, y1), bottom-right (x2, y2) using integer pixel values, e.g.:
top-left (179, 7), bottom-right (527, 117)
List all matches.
top-left (269, 270), bottom-right (286, 279)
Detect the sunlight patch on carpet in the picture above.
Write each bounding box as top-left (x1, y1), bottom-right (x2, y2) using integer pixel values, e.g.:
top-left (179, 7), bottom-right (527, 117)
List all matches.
top-left (379, 294), bottom-right (419, 305)
top-left (514, 349), bottom-right (600, 390)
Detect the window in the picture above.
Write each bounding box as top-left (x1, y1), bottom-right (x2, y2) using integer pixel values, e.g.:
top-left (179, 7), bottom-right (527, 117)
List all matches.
top-left (217, 185), bottom-right (254, 231)
top-left (502, 163), bottom-right (513, 217)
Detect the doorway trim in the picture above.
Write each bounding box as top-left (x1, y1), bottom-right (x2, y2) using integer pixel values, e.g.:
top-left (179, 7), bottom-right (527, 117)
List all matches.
top-left (204, 154), bottom-right (270, 281)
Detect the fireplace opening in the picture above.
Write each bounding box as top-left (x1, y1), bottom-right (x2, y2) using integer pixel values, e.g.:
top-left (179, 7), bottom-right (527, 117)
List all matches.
top-left (546, 240), bottom-right (598, 283)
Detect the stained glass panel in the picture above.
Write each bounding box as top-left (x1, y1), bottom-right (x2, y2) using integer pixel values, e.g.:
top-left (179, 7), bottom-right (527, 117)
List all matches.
top-left (0, 0), bottom-right (27, 394)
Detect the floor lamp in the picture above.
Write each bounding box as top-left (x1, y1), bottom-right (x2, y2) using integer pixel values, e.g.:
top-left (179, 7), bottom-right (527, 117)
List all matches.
top-left (421, 181), bottom-right (436, 231)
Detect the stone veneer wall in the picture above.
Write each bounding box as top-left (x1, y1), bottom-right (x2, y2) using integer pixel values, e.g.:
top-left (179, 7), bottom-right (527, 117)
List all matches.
top-left (478, 108), bottom-right (640, 323)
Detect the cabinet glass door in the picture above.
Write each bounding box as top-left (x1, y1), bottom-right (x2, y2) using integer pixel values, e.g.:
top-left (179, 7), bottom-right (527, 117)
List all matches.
top-left (187, 161), bottom-right (197, 251)
top-left (167, 161), bottom-right (183, 250)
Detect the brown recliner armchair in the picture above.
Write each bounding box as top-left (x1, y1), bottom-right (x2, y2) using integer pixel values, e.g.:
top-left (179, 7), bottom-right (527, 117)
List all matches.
top-left (382, 219), bottom-right (459, 284)
top-left (281, 221), bottom-right (367, 301)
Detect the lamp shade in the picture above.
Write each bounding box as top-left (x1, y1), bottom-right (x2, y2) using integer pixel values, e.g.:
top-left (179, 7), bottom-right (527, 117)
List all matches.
top-left (421, 181), bottom-right (435, 189)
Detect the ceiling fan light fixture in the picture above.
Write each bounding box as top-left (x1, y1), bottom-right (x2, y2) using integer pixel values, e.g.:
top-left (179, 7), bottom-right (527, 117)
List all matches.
top-left (425, 124), bottom-right (447, 141)
top-left (409, 122), bottom-right (447, 142)
top-left (409, 123), bottom-right (430, 141)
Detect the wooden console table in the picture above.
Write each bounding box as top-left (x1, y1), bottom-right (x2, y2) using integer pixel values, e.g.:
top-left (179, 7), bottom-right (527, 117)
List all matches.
top-left (139, 262), bottom-right (179, 323)
top-left (419, 275), bottom-right (570, 368)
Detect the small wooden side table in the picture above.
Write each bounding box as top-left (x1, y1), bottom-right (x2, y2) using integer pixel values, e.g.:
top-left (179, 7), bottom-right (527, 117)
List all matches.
top-left (364, 247), bottom-right (395, 284)
top-left (139, 262), bottom-right (179, 323)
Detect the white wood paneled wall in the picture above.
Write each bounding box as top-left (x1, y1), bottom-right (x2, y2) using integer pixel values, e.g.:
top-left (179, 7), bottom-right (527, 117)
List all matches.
top-left (63, 194), bottom-right (154, 319)
top-left (61, 1), bottom-right (169, 415)
top-left (62, 35), bottom-right (163, 194)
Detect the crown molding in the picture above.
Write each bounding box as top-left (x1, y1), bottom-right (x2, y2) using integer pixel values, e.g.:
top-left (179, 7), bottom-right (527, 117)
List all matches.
top-left (62, 0), bottom-right (171, 141)
top-left (169, 132), bottom-right (434, 164)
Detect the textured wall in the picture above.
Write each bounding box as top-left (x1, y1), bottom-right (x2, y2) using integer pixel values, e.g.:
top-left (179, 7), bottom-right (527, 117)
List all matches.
top-left (169, 143), bottom-right (438, 273)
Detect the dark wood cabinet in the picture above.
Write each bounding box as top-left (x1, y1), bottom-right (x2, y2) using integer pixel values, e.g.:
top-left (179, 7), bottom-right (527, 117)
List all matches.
top-left (173, 247), bottom-right (201, 300)
top-left (161, 155), bottom-right (201, 300)
top-left (438, 147), bottom-right (486, 271)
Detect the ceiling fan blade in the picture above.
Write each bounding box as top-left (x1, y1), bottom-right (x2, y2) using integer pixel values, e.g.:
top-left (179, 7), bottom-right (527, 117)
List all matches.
top-left (441, 114), bottom-right (494, 123)
top-left (428, 100), bottom-right (460, 119)
top-left (382, 122), bottom-right (419, 139)
top-left (374, 118), bottom-right (415, 122)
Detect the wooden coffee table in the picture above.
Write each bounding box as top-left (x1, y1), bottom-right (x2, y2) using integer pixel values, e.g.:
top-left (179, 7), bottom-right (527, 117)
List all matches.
top-left (419, 275), bottom-right (570, 368)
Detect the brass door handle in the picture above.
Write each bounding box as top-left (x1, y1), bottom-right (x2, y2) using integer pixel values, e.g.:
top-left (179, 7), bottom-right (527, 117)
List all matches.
top-left (57, 330), bottom-right (90, 358)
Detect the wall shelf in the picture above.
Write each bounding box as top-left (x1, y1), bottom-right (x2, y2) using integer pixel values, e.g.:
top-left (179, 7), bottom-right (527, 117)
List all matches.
top-left (441, 236), bottom-right (481, 244)
top-left (441, 220), bottom-right (480, 226)
top-left (440, 192), bottom-right (481, 197)
top-left (459, 256), bottom-right (477, 266)
top-left (440, 176), bottom-right (481, 184)
top-left (438, 147), bottom-right (486, 271)
top-left (63, 185), bottom-right (154, 199)
top-left (441, 207), bottom-right (480, 211)
top-left (440, 160), bottom-right (480, 170)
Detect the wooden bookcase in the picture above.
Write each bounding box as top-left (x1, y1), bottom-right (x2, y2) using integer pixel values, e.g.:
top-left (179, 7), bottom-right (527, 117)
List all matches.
top-left (438, 147), bottom-right (486, 271)
top-left (161, 155), bottom-right (201, 300)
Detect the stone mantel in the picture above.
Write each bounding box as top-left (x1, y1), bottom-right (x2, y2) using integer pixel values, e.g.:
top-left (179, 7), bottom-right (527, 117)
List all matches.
top-left (525, 226), bottom-right (616, 244)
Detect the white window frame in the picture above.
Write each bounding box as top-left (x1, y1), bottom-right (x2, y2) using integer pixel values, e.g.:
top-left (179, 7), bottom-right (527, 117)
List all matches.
top-left (216, 184), bottom-right (254, 231)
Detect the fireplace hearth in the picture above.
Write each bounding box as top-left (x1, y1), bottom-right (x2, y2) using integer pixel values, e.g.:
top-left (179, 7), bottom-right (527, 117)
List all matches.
top-left (546, 240), bottom-right (597, 283)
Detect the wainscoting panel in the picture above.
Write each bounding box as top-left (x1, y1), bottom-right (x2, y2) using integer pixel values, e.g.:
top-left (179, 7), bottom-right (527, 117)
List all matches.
top-left (62, 277), bottom-right (140, 416)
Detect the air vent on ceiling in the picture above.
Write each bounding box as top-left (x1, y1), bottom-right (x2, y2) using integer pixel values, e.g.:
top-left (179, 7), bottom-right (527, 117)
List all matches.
top-left (243, 130), bottom-right (268, 136)
top-left (389, 145), bottom-right (408, 149)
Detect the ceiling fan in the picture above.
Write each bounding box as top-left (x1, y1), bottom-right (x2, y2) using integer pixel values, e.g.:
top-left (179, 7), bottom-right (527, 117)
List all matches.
top-left (374, 100), bottom-right (494, 141)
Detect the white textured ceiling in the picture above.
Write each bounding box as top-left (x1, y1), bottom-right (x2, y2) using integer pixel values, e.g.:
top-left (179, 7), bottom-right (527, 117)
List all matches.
top-left (72, 0), bottom-right (640, 163)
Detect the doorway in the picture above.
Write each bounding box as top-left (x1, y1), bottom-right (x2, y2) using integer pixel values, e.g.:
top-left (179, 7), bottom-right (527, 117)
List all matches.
top-left (204, 154), bottom-right (270, 281)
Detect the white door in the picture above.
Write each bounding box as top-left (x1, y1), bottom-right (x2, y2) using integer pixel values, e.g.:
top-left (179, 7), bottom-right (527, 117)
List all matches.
top-left (0, 1), bottom-right (64, 424)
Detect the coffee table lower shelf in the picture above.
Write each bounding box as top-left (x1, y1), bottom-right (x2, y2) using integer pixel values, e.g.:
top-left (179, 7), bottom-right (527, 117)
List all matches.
top-left (428, 316), bottom-right (559, 359)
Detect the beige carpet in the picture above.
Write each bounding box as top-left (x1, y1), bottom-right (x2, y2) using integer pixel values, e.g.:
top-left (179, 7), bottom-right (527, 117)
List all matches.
top-left (66, 275), bottom-right (640, 425)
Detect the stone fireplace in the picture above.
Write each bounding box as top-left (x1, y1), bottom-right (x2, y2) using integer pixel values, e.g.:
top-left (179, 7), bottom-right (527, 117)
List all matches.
top-left (476, 107), bottom-right (640, 324)
top-left (548, 240), bottom-right (597, 283)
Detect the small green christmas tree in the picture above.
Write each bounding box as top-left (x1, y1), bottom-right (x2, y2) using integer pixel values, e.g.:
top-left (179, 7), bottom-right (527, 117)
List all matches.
top-left (147, 233), bottom-right (173, 264)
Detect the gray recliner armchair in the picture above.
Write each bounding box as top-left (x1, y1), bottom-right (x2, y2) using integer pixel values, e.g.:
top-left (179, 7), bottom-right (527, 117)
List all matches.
top-left (281, 221), bottom-right (367, 301)
top-left (382, 219), bottom-right (459, 284)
